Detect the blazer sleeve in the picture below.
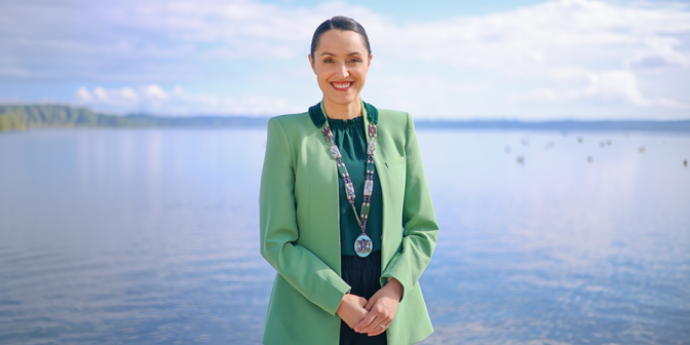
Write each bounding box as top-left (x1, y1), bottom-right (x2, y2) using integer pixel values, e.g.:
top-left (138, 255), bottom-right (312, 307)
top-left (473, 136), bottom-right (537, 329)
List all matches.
top-left (380, 112), bottom-right (439, 301)
top-left (259, 117), bottom-right (351, 316)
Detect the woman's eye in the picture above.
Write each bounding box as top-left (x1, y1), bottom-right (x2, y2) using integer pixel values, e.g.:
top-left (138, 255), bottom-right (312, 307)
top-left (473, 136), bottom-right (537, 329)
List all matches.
top-left (324, 58), bottom-right (334, 63)
top-left (349, 59), bottom-right (361, 63)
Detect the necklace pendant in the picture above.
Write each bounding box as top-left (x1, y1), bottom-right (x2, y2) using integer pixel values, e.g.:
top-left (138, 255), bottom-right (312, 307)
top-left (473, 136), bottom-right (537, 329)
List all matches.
top-left (368, 124), bottom-right (377, 138)
top-left (354, 233), bottom-right (373, 258)
top-left (367, 141), bottom-right (376, 155)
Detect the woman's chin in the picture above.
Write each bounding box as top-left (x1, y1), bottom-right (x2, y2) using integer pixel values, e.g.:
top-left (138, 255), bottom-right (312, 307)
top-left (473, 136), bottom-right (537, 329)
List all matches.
top-left (325, 93), bottom-right (360, 106)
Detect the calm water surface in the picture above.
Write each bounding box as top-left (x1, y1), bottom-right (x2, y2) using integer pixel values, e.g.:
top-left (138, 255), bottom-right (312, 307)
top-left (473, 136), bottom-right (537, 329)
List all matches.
top-left (0, 128), bottom-right (689, 344)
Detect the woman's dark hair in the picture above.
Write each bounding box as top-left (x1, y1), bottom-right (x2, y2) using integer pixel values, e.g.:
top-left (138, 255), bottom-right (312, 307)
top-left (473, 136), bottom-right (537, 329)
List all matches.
top-left (310, 16), bottom-right (371, 58)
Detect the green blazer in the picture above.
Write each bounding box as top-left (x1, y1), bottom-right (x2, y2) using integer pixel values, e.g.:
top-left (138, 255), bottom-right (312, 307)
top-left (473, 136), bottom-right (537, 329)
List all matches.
top-left (259, 102), bottom-right (439, 345)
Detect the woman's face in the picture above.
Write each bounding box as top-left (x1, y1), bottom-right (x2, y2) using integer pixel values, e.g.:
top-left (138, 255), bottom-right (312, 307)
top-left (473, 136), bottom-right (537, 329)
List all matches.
top-left (309, 30), bottom-right (372, 108)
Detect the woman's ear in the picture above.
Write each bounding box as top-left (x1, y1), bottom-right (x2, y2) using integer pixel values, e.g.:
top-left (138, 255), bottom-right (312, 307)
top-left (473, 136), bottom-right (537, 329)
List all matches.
top-left (367, 54), bottom-right (373, 67)
top-left (308, 54), bottom-right (316, 74)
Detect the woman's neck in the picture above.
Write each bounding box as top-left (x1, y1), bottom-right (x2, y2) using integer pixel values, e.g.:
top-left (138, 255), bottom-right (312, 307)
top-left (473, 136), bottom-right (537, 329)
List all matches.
top-left (323, 98), bottom-right (362, 120)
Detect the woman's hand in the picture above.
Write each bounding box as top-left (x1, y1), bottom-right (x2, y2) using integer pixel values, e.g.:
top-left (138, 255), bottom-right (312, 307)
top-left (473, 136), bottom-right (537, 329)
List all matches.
top-left (336, 293), bottom-right (369, 329)
top-left (354, 278), bottom-right (403, 336)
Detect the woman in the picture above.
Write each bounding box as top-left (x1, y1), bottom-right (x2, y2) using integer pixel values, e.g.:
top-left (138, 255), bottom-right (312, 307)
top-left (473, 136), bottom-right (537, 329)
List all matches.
top-left (259, 16), bottom-right (439, 345)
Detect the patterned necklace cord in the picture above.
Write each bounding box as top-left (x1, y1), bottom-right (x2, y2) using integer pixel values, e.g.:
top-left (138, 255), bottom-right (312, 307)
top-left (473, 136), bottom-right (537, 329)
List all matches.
top-left (321, 121), bottom-right (378, 233)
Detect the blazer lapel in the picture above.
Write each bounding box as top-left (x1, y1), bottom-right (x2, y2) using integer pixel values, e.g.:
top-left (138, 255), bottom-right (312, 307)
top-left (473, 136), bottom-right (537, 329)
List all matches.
top-left (362, 103), bottom-right (392, 269)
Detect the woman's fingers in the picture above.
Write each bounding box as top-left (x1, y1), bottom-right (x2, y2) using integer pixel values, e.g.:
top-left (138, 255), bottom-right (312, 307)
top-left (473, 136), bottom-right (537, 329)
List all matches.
top-left (367, 322), bottom-right (388, 337)
top-left (337, 294), bottom-right (370, 329)
top-left (356, 293), bottom-right (400, 334)
top-left (345, 306), bottom-right (368, 329)
top-left (354, 307), bottom-right (379, 333)
top-left (359, 315), bottom-right (383, 334)
top-left (356, 303), bottom-right (392, 334)
top-left (365, 317), bottom-right (390, 336)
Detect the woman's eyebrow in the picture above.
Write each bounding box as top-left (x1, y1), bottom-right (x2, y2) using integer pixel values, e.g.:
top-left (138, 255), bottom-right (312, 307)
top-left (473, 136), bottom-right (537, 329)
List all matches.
top-left (319, 51), bottom-right (363, 57)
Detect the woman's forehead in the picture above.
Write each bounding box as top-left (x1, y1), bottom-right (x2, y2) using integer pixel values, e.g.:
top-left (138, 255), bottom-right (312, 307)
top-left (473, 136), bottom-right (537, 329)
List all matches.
top-left (315, 30), bottom-right (368, 55)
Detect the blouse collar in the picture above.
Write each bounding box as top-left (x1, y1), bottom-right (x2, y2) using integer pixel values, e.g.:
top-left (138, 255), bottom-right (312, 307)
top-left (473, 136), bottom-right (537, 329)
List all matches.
top-left (309, 99), bottom-right (378, 128)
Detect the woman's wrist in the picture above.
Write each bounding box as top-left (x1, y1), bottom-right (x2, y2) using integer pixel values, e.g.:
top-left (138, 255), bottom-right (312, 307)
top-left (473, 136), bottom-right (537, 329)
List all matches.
top-left (386, 277), bottom-right (403, 301)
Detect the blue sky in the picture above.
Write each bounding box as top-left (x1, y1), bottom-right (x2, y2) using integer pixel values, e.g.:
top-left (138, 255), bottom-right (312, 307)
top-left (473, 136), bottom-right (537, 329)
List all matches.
top-left (1, 0), bottom-right (689, 120)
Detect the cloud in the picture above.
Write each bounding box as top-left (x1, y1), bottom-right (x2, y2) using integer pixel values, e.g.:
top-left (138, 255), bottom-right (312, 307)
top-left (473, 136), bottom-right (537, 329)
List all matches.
top-left (626, 36), bottom-right (689, 70)
top-left (74, 85), bottom-right (291, 115)
top-left (143, 85), bottom-right (168, 102)
top-left (509, 69), bottom-right (690, 109)
top-left (0, 0), bottom-right (382, 82)
top-left (3, 0), bottom-right (688, 80)
top-left (76, 86), bottom-right (140, 105)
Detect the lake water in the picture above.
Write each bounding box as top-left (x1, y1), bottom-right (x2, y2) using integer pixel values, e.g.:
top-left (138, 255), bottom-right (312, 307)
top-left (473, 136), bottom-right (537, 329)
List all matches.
top-left (0, 128), bottom-right (689, 344)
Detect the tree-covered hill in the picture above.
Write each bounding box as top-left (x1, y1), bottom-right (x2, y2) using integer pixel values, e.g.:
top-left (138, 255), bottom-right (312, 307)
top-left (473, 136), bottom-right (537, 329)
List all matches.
top-left (0, 104), bottom-right (269, 132)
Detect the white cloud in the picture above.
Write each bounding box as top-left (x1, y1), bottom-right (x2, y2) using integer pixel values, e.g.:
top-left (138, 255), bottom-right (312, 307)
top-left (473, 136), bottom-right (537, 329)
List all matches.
top-left (584, 70), bottom-right (648, 105)
top-left (373, 0), bottom-right (690, 71)
top-left (143, 84), bottom-right (168, 102)
top-left (2, 0), bottom-right (690, 119)
top-left (510, 69), bottom-right (690, 109)
top-left (74, 84), bottom-right (291, 115)
top-left (75, 87), bottom-right (92, 102)
top-left (6, 0), bottom-right (688, 79)
top-left (76, 86), bottom-right (140, 105)
top-left (626, 36), bottom-right (689, 69)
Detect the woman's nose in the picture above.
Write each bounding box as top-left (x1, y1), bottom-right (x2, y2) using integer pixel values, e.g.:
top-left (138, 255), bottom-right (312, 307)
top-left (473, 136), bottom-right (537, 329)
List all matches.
top-left (335, 64), bottom-right (349, 79)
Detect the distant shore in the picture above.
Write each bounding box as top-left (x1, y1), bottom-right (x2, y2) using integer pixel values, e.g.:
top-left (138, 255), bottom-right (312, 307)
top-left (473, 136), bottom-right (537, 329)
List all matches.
top-left (414, 119), bottom-right (690, 132)
top-left (2, 104), bottom-right (689, 132)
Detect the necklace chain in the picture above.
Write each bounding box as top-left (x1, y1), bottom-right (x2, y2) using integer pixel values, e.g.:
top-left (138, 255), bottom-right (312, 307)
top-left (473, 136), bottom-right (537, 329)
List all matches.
top-left (321, 119), bottom-right (377, 233)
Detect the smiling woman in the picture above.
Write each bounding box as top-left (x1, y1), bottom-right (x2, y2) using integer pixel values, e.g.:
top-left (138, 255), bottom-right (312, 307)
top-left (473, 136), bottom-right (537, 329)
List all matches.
top-left (259, 16), bottom-right (439, 345)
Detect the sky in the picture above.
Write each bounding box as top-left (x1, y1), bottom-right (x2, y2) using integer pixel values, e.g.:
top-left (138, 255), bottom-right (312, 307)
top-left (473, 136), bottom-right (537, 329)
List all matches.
top-left (1, 0), bottom-right (689, 120)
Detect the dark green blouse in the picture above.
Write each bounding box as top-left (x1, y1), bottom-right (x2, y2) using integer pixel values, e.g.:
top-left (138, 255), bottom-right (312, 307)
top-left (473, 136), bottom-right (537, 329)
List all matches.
top-left (327, 115), bottom-right (384, 256)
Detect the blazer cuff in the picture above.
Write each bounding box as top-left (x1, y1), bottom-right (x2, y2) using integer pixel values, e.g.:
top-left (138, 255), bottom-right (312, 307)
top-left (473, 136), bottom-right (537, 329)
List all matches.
top-left (321, 279), bottom-right (351, 316)
top-left (380, 271), bottom-right (411, 303)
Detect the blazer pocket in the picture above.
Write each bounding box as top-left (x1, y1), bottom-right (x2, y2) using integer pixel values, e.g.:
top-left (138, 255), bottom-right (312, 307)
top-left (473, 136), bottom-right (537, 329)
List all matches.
top-left (384, 155), bottom-right (407, 187)
top-left (385, 155), bottom-right (406, 168)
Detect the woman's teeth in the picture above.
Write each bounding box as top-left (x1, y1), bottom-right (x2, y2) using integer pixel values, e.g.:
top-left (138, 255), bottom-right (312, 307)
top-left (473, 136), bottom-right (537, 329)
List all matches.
top-left (332, 82), bottom-right (352, 89)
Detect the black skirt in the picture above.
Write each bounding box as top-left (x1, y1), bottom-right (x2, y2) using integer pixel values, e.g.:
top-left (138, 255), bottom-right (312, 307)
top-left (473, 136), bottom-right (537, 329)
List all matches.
top-left (339, 251), bottom-right (388, 345)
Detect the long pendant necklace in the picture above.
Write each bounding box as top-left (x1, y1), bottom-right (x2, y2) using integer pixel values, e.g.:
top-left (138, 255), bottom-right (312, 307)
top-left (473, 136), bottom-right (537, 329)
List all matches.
top-left (320, 114), bottom-right (378, 258)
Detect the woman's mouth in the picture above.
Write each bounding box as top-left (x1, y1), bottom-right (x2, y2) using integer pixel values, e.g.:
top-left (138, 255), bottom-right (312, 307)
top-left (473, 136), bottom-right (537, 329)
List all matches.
top-left (331, 82), bottom-right (353, 90)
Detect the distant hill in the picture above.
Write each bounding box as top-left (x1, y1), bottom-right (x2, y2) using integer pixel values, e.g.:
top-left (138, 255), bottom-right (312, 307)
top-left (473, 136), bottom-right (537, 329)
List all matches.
top-left (1, 104), bottom-right (689, 132)
top-left (414, 119), bottom-right (690, 132)
top-left (0, 104), bottom-right (269, 132)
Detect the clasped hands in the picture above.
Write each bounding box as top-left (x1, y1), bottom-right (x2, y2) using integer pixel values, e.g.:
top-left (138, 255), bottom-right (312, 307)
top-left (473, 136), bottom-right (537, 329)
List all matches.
top-left (336, 278), bottom-right (403, 337)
